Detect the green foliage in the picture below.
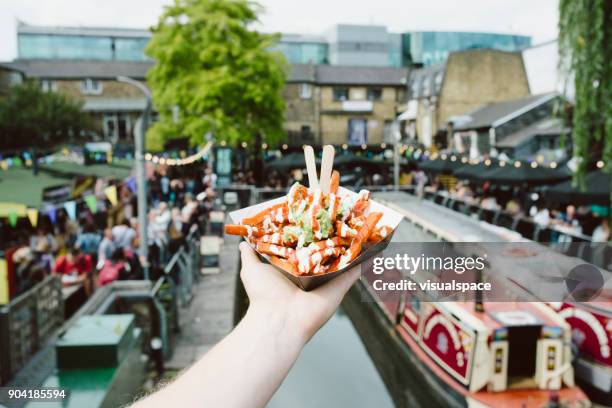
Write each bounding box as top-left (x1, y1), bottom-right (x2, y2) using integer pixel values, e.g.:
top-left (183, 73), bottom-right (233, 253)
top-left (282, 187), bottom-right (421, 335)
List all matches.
top-left (0, 81), bottom-right (91, 150)
top-left (145, 0), bottom-right (287, 149)
top-left (558, 0), bottom-right (612, 180)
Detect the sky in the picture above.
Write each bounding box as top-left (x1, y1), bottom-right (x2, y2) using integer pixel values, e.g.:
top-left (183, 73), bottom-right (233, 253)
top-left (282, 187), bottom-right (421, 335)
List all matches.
top-left (0, 0), bottom-right (559, 62)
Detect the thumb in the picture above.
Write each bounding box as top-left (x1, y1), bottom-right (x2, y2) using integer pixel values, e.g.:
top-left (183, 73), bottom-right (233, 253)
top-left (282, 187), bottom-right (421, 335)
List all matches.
top-left (239, 241), bottom-right (260, 269)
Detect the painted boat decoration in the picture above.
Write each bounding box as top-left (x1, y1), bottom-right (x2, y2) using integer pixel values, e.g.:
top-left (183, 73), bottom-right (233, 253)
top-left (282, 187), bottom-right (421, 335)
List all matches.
top-left (548, 300), bottom-right (612, 400)
top-left (359, 267), bottom-right (590, 407)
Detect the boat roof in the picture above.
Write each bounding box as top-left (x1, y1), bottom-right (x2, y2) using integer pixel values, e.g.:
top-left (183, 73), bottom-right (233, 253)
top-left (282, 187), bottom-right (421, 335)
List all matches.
top-left (447, 301), bottom-right (561, 331)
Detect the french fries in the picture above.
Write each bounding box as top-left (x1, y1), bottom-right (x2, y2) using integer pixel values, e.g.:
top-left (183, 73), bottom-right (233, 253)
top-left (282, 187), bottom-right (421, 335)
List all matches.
top-left (225, 170), bottom-right (392, 276)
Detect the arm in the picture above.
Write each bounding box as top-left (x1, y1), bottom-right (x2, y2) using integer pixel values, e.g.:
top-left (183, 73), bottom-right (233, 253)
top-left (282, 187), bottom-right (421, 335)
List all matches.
top-left (133, 241), bottom-right (360, 408)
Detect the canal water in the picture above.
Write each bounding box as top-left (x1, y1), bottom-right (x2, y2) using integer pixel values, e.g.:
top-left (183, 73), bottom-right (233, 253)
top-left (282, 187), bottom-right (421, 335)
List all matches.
top-left (267, 307), bottom-right (394, 408)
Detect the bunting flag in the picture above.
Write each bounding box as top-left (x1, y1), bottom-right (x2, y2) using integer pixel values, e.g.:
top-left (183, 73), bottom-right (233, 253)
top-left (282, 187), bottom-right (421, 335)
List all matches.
top-left (104, 185), bottom-right (118, 206)
top-left (126, 177), bottom-right (138, 194)
top-left (64, 201), bottom-right (77, 220)
top-left (84, 195), bottom-right (97, 213)
top-left (45, 207), bottom-right (57, 225)
top-left (27, 208), bottom-right (38, 228)
top-left (7, 211), bottom-right (17, 227)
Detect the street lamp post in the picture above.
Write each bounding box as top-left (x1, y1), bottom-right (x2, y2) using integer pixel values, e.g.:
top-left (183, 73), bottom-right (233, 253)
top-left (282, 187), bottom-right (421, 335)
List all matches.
top-left (117, 76), bottom-right (151, 280)
top-left (392, 120), bottom-right (402, 191)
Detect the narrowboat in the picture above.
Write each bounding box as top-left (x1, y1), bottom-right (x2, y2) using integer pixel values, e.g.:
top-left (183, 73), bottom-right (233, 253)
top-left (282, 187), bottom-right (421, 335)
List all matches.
top-left (348, 266), bottom-right (591, 408)
top-left (548, 301), bottom-right (612, 404)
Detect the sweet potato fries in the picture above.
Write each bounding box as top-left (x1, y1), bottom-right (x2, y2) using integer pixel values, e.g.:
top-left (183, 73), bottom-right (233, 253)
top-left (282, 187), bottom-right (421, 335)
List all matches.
top-left (225, 170), bottom-right (391, 276)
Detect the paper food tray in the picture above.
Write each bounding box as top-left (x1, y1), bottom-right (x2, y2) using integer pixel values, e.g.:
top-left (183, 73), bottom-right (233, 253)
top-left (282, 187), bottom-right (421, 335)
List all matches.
top-left (229, 186), bottom-right (403, 291)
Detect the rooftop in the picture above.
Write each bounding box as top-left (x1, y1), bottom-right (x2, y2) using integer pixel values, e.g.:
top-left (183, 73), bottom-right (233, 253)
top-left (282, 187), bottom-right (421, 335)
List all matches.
top-left (495, 117), bottom-right (566, 148)
top-left (314, 65), bottom-right (407, 85)
top-left (4, 59), bottom-right (153, 80)
top-left (453, 92), bottom-right (558, 131)
top-left (5, 59), bottom-right (408, 86)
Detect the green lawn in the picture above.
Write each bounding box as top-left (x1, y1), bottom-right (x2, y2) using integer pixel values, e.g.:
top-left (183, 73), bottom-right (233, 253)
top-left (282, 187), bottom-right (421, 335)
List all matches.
top-left (0, 160), bottom-right (134, 207)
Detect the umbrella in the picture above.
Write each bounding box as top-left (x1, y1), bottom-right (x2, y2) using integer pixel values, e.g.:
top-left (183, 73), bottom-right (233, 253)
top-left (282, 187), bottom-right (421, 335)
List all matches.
top-left (477, 163), bottom-right (570, 186)
top-left (418, 157), bottom-right (462, 174)
top-left (265, 153), bottom-right (320, 172)
top-left (544, 170), bottom-right (611, 205)
top-left (334, 153), bottom-right (385, 168)
top-left (453, 160), bottom-right (499, 180)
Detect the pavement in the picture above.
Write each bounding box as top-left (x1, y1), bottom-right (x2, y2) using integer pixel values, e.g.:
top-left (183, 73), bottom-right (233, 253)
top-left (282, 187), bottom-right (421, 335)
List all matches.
top-left (163, 229), bottom-right (242, 371)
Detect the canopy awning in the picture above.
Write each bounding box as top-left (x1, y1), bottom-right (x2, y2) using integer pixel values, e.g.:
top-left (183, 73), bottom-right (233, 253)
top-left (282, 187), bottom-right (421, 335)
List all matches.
top-left (418, 158), bottom-right (462, 174)
top-left (544, 171), bottom-right (610, 205)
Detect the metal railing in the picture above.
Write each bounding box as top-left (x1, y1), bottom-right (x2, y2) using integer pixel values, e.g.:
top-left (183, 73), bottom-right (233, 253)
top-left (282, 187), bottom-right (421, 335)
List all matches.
top-left (0, 275), bottom-right (63, 385)
top-left (164, 227), bottom-right (201, 308)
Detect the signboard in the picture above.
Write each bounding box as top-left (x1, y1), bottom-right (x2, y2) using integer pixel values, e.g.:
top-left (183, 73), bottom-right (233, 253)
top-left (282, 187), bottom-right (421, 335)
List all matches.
top-left (342, 100), bottom-right (373, 112)
top-left (42, 184), bottom-right (72, 204)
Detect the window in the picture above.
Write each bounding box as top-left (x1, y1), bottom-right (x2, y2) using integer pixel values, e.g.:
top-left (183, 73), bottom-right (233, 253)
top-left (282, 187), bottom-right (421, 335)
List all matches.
top-left (81, 78), bottom-right (103, 95)
top-left (333, 87), bottom-right (349, 101)
top-left (41, 79), bottom-right (57, 92)
top-left (367, 88), bottom-right (382, 101)
top-left (299, 83), bottom-right (312, 99)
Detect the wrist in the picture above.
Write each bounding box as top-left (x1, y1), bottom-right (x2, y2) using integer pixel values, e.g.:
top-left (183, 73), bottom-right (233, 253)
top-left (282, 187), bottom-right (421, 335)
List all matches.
top-left (244, 303), bottom-right (309, 350)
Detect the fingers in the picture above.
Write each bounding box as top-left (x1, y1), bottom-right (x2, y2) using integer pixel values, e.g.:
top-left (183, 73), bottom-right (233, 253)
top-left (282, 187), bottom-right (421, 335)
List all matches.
top-left (313, 266), bottom-right (360, 302)
top-left (239, 241), bottom-right (260, 268)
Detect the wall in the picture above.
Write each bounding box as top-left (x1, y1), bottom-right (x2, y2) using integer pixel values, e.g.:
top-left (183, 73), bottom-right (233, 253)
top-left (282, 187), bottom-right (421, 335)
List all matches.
top-left (283, 82), bottom-right (318, 143)
top-left (437, 50), bottom-right (530, 127)
top-left (318, 85), bottom-right (402, 145)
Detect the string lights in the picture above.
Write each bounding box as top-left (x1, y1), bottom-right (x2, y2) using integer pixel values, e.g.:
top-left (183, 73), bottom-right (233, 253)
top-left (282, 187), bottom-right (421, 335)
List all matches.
top-left (144, 142), bottom-right (213, 167)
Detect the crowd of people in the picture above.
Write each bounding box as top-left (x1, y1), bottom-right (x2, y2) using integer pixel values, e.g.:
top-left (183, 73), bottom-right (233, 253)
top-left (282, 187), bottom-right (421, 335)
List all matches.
top-left (7, 164), bottom-right (218, 298)
top-left (415, 171), bottom-right (610, 244)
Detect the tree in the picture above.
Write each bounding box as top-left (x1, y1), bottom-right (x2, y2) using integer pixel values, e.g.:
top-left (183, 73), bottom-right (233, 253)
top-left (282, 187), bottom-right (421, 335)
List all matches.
top-left (145, 0), bottom-right (287, 151)
top-left (0, 81), bottom-right (91, 151)
top-left (558, 0), bottom-right (611, 182)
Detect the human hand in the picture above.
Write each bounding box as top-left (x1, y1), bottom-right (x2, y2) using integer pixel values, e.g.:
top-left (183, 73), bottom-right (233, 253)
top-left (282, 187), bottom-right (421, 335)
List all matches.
top-left (239, 241), bottom-right (360, 345)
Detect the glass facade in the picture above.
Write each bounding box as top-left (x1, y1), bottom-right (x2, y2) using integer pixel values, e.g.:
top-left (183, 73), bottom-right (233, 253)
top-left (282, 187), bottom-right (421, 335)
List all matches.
top-left (275, 41), bottom-right (328, 65)
top-left (404, 32), bottom-right (532, 66)
top-left (18, 33), bottom-right (150, 61)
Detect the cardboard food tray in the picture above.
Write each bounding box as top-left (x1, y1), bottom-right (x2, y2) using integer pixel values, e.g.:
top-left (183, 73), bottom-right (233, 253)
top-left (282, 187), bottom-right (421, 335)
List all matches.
top-left (229, 186), bottom-right (403, 291)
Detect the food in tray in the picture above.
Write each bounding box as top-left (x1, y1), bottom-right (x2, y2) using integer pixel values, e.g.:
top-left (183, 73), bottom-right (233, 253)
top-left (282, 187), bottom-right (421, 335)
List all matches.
top-left (225, 170), bottom-right (392, 276)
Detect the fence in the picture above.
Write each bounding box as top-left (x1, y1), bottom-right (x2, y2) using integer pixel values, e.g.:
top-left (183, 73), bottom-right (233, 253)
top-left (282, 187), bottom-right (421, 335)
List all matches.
top-left (164, 228), bottom-right (201, 308)
top-left (0, 275), bottom-right (63, 385)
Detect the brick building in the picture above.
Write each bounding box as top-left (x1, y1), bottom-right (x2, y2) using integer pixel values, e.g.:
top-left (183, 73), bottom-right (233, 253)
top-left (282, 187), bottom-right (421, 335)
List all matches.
top-left (5, 59), bottom-right (406, 147)
top-left (7, 59), bottom-right (150, 143)
top-left (284, 64), bottom-right (407, 146)
top-left (401, 49), bottom-right (531, 149)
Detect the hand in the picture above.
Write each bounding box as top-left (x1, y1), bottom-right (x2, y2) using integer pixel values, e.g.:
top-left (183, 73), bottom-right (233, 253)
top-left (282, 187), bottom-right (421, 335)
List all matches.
top-left (239, 242), bottom-right (360, 344)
